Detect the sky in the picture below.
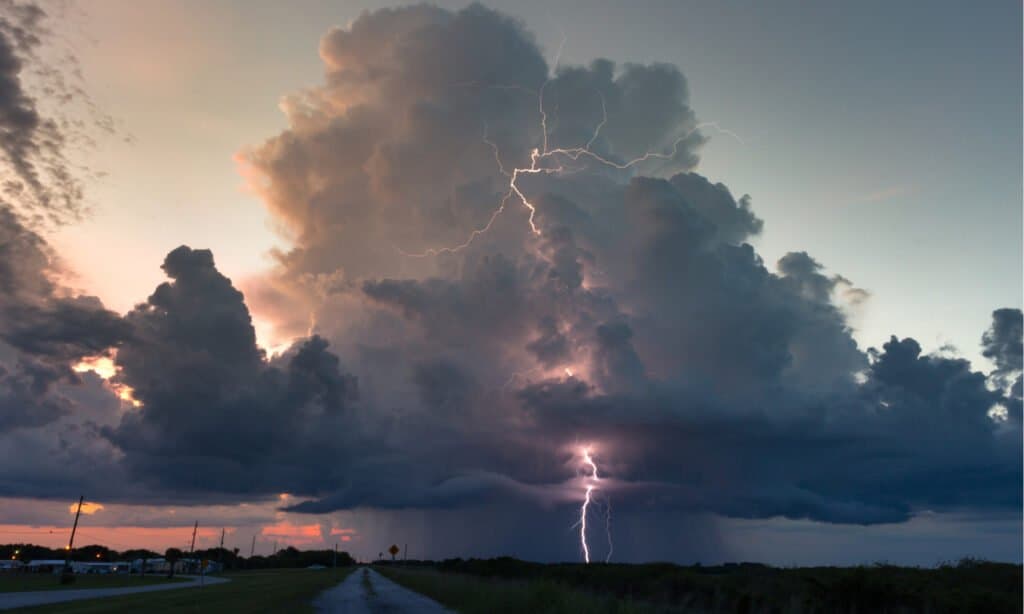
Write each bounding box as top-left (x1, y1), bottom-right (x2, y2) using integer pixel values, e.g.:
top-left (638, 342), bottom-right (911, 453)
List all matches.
top-left (0, 0), bottom-right (1021, 565)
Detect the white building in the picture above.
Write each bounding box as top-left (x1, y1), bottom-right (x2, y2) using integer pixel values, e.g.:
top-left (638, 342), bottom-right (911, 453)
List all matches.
top-left (129, 558), bottom-right (221, 575)
top-left (70, 562), bottom-right (127, 574)
top-left (25, 560), bottom-right (66, 574)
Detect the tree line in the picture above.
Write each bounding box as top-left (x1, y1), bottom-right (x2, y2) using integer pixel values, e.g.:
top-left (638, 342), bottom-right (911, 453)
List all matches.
top-left (1, 543), bottom-right (355, 570)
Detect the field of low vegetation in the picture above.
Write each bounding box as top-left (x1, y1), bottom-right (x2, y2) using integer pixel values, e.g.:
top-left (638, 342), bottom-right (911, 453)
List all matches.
top-left (376, 557), bottom-right (1022, 614)
top-left (17, 568), bottom-right (355, 614)
top-left (0, 574), bottom-right (184, 594)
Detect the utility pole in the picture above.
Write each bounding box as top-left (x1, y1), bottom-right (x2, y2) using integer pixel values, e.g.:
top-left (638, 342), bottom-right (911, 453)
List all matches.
top-left (250, 535), bottom-right (255, 558)
top-left (62, 496), bottom-right (84, 578)
top-left (218, 528), bottom-right (225, 566)
top-left (189, 521), bottom-right (198, 554)
top-left (333, 543), bottom-right (337, 568)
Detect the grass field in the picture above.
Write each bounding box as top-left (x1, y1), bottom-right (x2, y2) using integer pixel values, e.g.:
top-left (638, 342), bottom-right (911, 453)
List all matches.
top-left (18, 568), bottom-right (355, 613)
top-left (377, 567), bottom-right (661, 614)
top-left (0, 575), bottom-right (184, 594)
top-left (378, 558), bottom-right (1024, 614)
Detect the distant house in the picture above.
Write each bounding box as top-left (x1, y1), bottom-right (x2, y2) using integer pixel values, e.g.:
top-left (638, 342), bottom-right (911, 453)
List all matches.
top-left (179, 558), bottom-right (223, 574)
top-left (0, 560), bottom-right (23, 571)
top-left (69, 562), bottom-right (127, 574)
top-left (24, 560), bottom-right (130, 575)
top-left (130, 558), bottom-right (170, 574)
top-left (129, 558), bottom-right (221, 575)
top-left (25, 560), bottom-right (66, 574)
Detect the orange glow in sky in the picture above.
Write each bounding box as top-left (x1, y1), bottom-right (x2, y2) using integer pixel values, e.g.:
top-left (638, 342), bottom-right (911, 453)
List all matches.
top-left (68, 502), bottom-right (105, 515)
top-left (72, 356), bottom-right (117, 380)
top-left (0, 524), bottom-right (221, 552)
top-left (72, 354), bottom-right (143, 408)
top-left (260, 521), bottom-right (322, 546)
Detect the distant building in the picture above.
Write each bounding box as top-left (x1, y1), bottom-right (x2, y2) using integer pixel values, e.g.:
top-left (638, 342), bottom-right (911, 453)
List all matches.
top-left (130, 558), bottom-right (170, 574)
top-left (24, 560), bottom-right (130, 574)
top-left (129, 558), bottom-right (221, 575)
top-left (25, 560), bottom-right (65, 574)
top-left (70, 562), bottom-right (127, 574)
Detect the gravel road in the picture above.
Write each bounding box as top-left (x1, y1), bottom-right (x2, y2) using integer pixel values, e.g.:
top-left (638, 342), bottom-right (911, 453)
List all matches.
top-left (314, 567), bottom-right (452, 613)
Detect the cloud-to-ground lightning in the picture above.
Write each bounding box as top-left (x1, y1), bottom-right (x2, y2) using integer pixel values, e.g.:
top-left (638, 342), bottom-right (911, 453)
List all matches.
top-left (575, 446), bottom-right (612, 564)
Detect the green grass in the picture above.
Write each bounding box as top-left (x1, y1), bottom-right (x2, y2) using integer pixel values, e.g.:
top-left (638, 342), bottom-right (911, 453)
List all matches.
top-left (376, 567), bottom-right (662, 614)
top-left (19, 567), bottom-right (355, 613)
top-left (0, 574), bottom-right (184, 593)
top-left (378, 558), bottom-right (1024, 614)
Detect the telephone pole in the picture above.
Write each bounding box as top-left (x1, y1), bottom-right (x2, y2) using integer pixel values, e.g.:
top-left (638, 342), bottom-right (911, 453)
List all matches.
top-left (333, 543), bottom-right (337, 568)
top-left (62, 496), bottom-right (84, 577)
top-left (189, 521), bottom-right (198, 554)
top-left (250, 535), bottom-right (255, 558)
top-left (218, 528), bottom-right (225, 565)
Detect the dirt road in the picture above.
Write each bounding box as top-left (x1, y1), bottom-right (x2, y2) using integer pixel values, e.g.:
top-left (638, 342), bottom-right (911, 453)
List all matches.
top-left (314, 567), bottom-right (451, 613)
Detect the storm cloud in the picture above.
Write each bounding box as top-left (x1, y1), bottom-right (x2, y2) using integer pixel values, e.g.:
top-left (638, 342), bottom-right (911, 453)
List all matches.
top-left (0, 0), bottom-right (104, 224)
top-left (107, 246), bottom-right (359, 495)
top-left (0, 3), bottom-right (1019, 562)
top-left (0, 205), bottom-right (127, 431)
top-left (231, 4), bottom-right (1020, 528)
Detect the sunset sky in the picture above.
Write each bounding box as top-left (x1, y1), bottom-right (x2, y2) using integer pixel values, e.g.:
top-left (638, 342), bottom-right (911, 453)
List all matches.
top-left (0, 0), bottom-right (1020, 564)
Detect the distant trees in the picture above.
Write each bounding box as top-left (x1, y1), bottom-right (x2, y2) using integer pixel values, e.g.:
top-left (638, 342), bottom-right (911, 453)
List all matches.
top-left (0, 544), bottom-right (57, 561)
top-left (121, 548), bottom-right (159, 561)
top-left (75, 544), bottom-right (114, 561)
top-left (0, 542), bottom-right (356, 571)
top-left (164, 548), bottom-right (183, 578)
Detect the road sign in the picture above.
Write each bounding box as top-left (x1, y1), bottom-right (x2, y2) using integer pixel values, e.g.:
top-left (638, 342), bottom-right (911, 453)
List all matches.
top-left (388, 544), bottom-right (399, 560)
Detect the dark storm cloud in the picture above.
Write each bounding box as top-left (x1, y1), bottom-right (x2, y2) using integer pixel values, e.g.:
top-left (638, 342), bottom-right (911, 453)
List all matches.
top-left (0, 360), bottom-right (64, 430)
top-left (0, 206), bottom-right (127, 363)
top-left (982, 308), bottom-right (1023, 404)
top-left (0, 205), bottom-right (127, 432)
top-left (106, 247), bottom-right (360, 495)
top-left (224, 4), bottom-right (1024, 532)
top-left (240, 3), bottom-right (705, 290)
top-left (0, 0), bottom-right (99, 224)
top-left (0, 2), bottom-right (125, 432)
top-left (1, 3), bottom-right (1018, 562)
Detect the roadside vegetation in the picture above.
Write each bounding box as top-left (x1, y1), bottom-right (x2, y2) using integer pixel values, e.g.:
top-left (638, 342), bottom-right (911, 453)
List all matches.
top-left (0, 543), bottom-right (355, 571)
top-left (17, 567), bottom-right (355, 614)
top-left (377, 566), bottom-right (660, 613)
top-left (376, 557), bottom-right (1022, 614)
top-left (0, 574), bottom-right (184, 594)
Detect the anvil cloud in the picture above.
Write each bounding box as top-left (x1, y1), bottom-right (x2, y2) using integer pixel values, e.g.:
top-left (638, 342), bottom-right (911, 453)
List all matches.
top-left (0, 3), bottom-right (1020, 562)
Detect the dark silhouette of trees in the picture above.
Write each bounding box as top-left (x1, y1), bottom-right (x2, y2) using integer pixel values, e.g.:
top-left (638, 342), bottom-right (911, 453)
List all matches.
top-left (0, 542), bottom-right (355, 572)
top-left (164, 548), bottom-right (183, 578)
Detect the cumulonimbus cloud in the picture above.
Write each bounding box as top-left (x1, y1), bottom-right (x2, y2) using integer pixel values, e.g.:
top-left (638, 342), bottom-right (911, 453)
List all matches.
top-left (0, 4), bottom-right (1020, 561)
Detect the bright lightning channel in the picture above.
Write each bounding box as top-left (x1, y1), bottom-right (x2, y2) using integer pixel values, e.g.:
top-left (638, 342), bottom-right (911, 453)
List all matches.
top-left (398, 80), bottom-right (743, 258)
top-left (578, 446), bottom-right (609, 564)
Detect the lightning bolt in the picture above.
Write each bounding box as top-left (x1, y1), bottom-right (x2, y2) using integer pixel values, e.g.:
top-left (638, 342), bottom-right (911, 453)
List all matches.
top-left (398, 74), bottom-right (744, 258)
top-left (577, 446), bottom-right (610, 564)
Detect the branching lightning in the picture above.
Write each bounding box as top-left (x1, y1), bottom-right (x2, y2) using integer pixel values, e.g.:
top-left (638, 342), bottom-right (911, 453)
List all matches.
top-left (398, 65), bottom-right (744, 258)
top-left (574, 446), bottom-right (612, 564)
top-left (393, 46), bottom-right (737, 565)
